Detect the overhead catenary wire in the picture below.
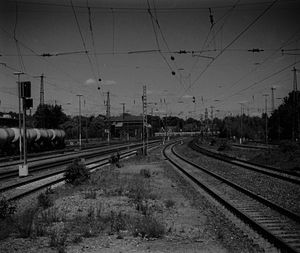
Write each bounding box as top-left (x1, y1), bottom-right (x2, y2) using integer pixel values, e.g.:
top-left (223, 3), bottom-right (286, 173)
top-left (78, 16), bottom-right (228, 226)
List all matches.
top-left (8, 1), bottom-right (297, 11)
top-left (13, 2), bottom-right (26, 73)
top-left (86, 0), bottom-right (103, 97)
top-left (213, 29), bottom-right (300, 103)
top-left (70, 0), bottom-right (98, 86)
top-left (0, 27), bottom-right (85, 87)
top-left (184, 0), bottom-right (279, 95)
top-left (188, 1), bottom-right (241, 76)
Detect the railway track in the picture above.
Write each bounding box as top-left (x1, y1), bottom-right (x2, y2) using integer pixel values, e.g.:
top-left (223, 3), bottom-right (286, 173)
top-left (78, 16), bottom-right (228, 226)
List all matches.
top-left (1, 142), bottom-right (161, 202)
top-left (0, 140), bottom-right (160, 181)
top-left (190, 140), bottom-right (300, 185)
top-left (164, 142), bottom-right (300, 253)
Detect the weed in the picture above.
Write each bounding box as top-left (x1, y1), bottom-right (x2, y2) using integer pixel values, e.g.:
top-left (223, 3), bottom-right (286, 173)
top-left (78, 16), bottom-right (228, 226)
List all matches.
top-left (72, 234), bottom-right (83, 243)
top-left (16, 206), bottom-right (38, 238)
top-left (133, 215), bottom-right (165, 239)
top-left (0, 218), bottom-right (14, 240)
top-left (84, 189), bottom-right (97, 199)
top-left (64, 159), bottom-right (90, 185)
top-left (0, 196), bottom-right (16, 220)
top-left (164, 199), bottom-right (175, 209)
top-left (37, 191), bottom-right (53, 209)
top-left (39, 207), bottom-right (65, 225)
top-left (140, 168), bottom-right (151, 178)
top-left (110, 211), bottom-right (128, 233)
top-left (49, 227), bottom-right (68, 253)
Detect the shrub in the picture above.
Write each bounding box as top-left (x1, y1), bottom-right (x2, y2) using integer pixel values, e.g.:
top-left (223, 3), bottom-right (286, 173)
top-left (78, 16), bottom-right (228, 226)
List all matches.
top-left (0, 196), bottom-right (16, 220)
top-left (218, 142), bottom-right (231, 151)
top-left (140, 168), bottom-right (151, 178)
top-left (0, 218), bottom-right (14, 240)
top-left (49, 228), bottom-right (68, 253)
top-left (64, 159), bottom-right (90, 185)
top-left (279, 140), bottom-right (299, 153)
top-left (37, 191), bottom-right (53, 209)
top-left (164, 199), bottom-right (175, 209)
top-left (84, 189), bottom-right (97, 199)
top-left (110, 211), bottom-right (128, 233)
top-left (39, 207), bottom-right (65, 225)
top-left (133, 215), bottom-right (165, 238)
top-left (16, 206), bottom-right (38, 238)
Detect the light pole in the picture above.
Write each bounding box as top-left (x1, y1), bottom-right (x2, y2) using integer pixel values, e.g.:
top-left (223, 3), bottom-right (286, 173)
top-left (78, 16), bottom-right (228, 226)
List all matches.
top-left (77, 95), bottom-right (83, 149)
top-left (13, 71), bottom-right (24, 161)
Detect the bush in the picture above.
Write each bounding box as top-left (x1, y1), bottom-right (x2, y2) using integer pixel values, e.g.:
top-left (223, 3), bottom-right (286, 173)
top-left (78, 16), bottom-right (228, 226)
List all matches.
top-left (84, 189), bottom-right (97, 199)
top-left (164, 199), bottom-right (175, 209)
top-left (133, 215), bottom-right (165, 238)
top-left (37, 191), bottom-right (53, 209)
top-left (140, 168), bottom-right (151, 178)
top-left (16, 206), bottom-right (38, 238)
top-left (279, 140), bottom-right (299, 153)
top-left (64, 159), bottom-right (90, 185)
top-left (217, 142), bottom-right (232, 151)
top-left (49, 227), bottom-right (68, 253)
top-left (0, 196), bottom-right (16, 220)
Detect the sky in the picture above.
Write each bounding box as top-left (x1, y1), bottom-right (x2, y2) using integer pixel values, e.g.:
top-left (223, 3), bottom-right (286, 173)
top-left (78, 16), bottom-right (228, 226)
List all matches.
top-left (0, 0), bottom-right (299, 119)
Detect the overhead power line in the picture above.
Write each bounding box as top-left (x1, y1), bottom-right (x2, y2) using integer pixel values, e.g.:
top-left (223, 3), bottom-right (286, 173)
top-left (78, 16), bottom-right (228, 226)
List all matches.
top-left (184, 0), bottom-right (279, 94)
top-left (8, 1), bottom-right (297, 11)
top-left (70, 0), bottom-right (98, 86)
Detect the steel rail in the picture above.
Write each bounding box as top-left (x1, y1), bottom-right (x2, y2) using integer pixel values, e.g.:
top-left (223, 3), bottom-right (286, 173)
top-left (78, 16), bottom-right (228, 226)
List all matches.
top-left (0, 140), bottom-right (160, 181)
top-left (190, 141), bottom-right (300, 185)
top-left (163, 142), bottom-right (299, 253)
top-left (6, 149), bottom-right (138, 202)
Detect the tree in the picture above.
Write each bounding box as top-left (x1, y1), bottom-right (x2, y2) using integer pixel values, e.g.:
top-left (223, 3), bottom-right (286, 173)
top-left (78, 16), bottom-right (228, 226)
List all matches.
top-left (33, 104), bottom-right (67, 129)
top-left (269, 91), bottom-right (300, 141)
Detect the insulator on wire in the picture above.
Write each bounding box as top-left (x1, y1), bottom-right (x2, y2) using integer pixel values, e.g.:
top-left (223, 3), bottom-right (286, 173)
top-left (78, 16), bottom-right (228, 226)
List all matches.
top-left (209, 8), bottom-right (214, 28)
top-left (171, 71), bottom-right (176, 75)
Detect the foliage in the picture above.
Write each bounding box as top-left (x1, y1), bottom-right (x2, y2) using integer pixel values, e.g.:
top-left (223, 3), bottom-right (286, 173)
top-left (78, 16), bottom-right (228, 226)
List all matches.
top-left (133, 215), bottom-right (165, 238)
top-left (64, 159), bottom-right (90, 185)
top-left (37, 191), bottom-right (53, 209)
top-left (269, 91), bottom-right (300, 140)
top-left (0, 196), bottom-right (16, 220)
top-left (33, 104), bottom-right (68, 128)
top-left (140, 168), bottom-right (151, 178)
top-left (49, 227), bottom-right (68, 253)
top-left (164, 199), bottom-right (175, 209)
top-left (279, 140), bottom-right (299, 153)
top-left (16, 206), bottom-right (38, 238)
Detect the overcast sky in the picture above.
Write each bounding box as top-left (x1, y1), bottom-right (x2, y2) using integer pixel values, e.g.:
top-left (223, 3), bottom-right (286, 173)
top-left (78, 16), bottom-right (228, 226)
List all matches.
top-left (0, 0), bottom-right (299, 119)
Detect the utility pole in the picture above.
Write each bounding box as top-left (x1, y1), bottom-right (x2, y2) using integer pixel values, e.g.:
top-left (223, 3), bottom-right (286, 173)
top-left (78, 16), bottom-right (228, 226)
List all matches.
top-left (13, 71), bottom-right (24, 161)
top-left (142, 85), bottom-right (147, 155)
top-left (263, 94), bottom-right (269, 144)
top-left (239, 103), bottom-right (244, 143)
top-left (77, 94), bottom-right (83, 149)
top-left (271, 86), bottom-right (276, 113)
top-left (39, 73), bottom-right (45, 105)
top-left (120, 103), bottom-right (126, 140)
top-left (210, 106), bottom-right (214, 135)
top-left (105, 92), bottom-right (111, 144)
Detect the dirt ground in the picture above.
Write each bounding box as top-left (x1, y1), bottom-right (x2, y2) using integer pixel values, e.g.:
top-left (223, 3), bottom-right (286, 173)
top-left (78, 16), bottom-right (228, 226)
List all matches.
top-left (0, 145), bottom-right (262, 252)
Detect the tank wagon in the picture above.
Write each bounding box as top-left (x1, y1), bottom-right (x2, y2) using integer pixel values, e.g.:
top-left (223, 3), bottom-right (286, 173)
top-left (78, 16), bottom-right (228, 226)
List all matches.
top-left (0, 128), bottom-right (65, 155)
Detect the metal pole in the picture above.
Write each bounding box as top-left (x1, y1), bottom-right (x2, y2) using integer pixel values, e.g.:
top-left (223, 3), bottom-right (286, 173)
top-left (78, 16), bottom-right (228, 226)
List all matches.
top-left (22, 98), bottom-right (27, 165)
top-left (14, 72), bottom-right (24, 161)
top-left (77, 95), bottom-right (83, 149)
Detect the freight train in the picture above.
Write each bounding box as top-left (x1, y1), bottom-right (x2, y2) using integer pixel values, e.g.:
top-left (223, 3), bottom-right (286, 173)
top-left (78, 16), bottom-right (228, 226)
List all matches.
top-left (0, 128), bottom-right (66, 155)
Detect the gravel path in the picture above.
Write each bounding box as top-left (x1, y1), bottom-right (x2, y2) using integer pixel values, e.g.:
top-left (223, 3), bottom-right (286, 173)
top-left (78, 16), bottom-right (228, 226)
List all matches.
top-left (0, 143), bottom-right (266, 252)
top-left (175, 143), bottom-right (300, 215)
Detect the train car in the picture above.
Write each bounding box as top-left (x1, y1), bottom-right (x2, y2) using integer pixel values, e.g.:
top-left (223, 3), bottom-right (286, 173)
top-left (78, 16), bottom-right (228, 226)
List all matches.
top-left (0, 127), bottom-right (66, 155)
